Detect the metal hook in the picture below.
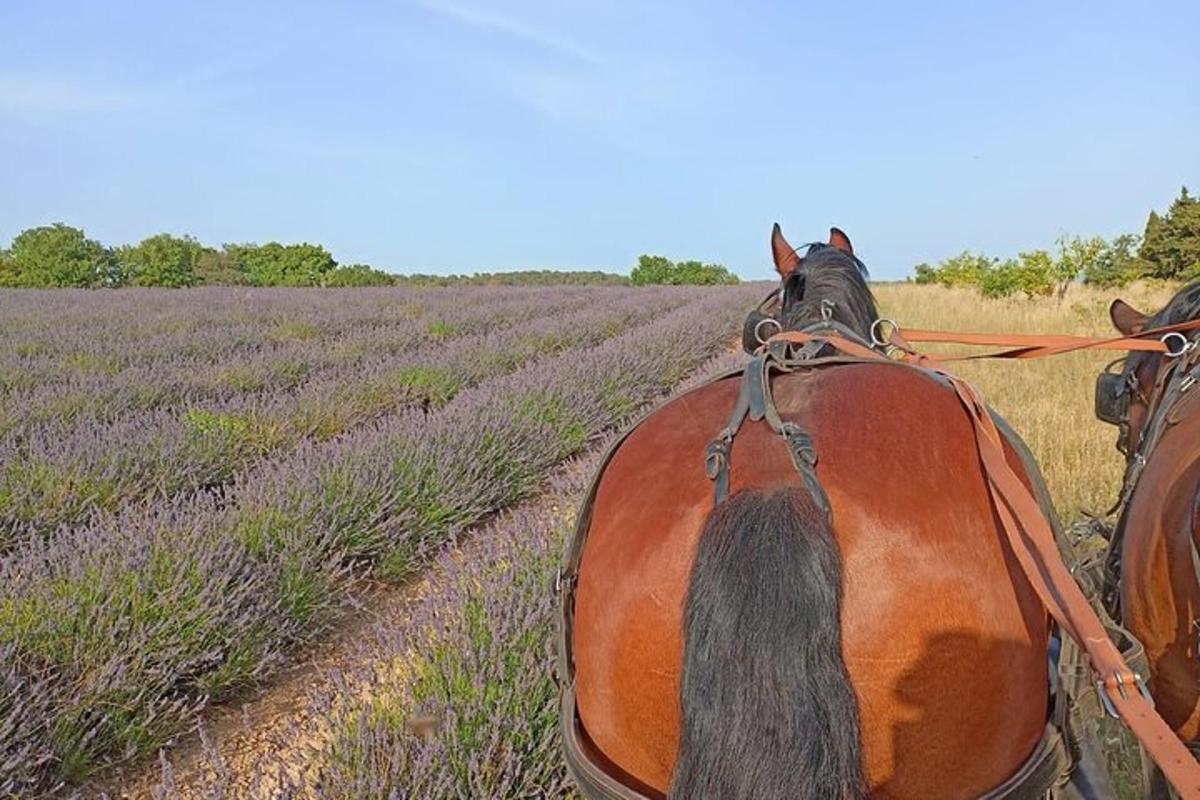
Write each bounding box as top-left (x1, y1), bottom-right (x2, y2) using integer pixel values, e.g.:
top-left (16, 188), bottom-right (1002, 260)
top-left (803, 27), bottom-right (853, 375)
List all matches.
top-left (1162, 332), bottom-right (1192, 358)
top-left (870, 318), bottom-right (898, 348)
top-left (754, 317), bottom-right (782, 345)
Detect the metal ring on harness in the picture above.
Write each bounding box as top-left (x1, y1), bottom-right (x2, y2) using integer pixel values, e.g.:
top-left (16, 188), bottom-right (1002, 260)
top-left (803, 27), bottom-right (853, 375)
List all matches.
top-left (870, 317), bottom-right (898, 349)
top-left (754, 317), bottom-right (782, 345)
top-left (1162, 332), bottom-right (1192, 358)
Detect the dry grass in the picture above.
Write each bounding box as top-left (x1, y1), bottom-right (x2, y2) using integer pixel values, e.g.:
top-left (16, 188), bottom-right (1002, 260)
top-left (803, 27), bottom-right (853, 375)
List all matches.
top-left (873, 282), bottom-right (1178, 520)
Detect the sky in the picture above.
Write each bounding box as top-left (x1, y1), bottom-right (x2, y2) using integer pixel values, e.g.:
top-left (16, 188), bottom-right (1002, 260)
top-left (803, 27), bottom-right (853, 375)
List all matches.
top-left (1, 1), bottom-right (1198, 280)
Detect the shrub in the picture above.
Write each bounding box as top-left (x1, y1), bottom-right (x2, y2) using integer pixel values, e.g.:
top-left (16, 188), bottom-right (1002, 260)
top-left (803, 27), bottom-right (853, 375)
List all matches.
top-left (0, 251), bottom-right (17, 288)
top-left (325, 264), bottom-right (396, 287)
top-left (225, 242), bottom-right (338, 287)
top-left (8, 224), bottom-right (121, 288)
top-left (912, 262), bottom-right (938, 284)
top-left (1084, 234), bottom-right (1151, 288)
top-left (119, 234), bottom-right (204, 288)
top-left (631, 254), bottom-right (739, 286)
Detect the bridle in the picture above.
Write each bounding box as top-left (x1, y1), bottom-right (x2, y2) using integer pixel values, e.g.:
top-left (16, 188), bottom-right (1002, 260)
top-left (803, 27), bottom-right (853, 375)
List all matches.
top-left (1097, 327), bottom-right (1200, 514)
top-left (740, 242), bottom-right (875, 356)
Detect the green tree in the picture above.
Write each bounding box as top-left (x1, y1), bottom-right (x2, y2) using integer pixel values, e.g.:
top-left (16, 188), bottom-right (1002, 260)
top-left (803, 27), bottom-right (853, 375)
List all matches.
top-left (912, 263), bottom-right (938, 284)
top-left (933, 251), bottom-right (994, 288)
top-left (1013, 249), bottom-right (1055, 297)
top-left (675, 260), bottom-right (739, 285)
top-left (226, 242), bottom-right (337, 287)
top-left (1053, 234), bottom-right (1105, 300)
top-left (978, 251), bottom-right (1055, 298)
top-left (1083, 234), bottom-right (1148, 287)
top-left (194, 248), bottom-right (252, 285)
top-left (978, 259), bottom-right (1017, 298)
top-left (630, 254), bottom-right (738, 285)
top-left (0, 250), bottom-right (17, 287)
top-left (630, 255), bottom-right (675, 285)
top-left (324, 263), bottom-right (396, 287)
top-left (1139, 187), bottom-right (1200, 279)
top-left (1168, 187), bottom-right (1200, 279)
top-left (119, 233), bottom-right (203, 287)
top-left (8, 224), bottom-right (119, 287)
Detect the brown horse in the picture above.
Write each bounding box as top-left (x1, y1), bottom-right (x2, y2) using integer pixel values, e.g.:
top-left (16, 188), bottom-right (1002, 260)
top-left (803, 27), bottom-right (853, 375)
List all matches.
top-left (1100, 285), bottom-right (1200, 746)
top-left (565, 226), bottom-right (1062, 799)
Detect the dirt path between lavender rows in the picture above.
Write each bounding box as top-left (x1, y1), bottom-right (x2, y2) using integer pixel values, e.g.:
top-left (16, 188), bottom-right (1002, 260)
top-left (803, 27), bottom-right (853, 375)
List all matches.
top-left (81, 570), bottom-right (431, 799)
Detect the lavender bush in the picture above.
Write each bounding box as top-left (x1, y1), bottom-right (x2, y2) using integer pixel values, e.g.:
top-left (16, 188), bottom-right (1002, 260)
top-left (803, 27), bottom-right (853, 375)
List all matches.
top-left (0, 288), bottom-right (691, 543)
top-left (150, 351), bottom-right (751, 800)
top-left (0, 285), bottom-right (760, 794)
top-left (0, 287), bottom-right (588, 431)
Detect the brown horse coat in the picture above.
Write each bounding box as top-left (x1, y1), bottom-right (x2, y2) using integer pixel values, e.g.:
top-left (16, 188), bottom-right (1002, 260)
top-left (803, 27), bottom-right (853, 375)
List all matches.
top-left (573, 361), bottom-right (1050, 798)
top-left (1119, 407), bottom-right (1200, 739)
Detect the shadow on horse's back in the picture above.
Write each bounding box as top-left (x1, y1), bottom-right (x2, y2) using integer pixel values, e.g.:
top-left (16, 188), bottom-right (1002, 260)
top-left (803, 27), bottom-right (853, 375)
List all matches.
top-left (572, 361), bottom-right (1050, 799)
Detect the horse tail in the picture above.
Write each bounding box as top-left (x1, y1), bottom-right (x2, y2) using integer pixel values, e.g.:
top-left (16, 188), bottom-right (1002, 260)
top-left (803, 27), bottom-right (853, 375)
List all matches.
top-left (669, 486), bottom-right (866, 800)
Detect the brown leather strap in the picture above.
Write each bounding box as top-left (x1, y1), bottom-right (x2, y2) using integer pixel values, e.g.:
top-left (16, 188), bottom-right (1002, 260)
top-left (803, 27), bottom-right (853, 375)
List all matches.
top-left (762, 330), bottom-right (1200, 797)
top-left (978, 725), bottom-right (1072, 799)
top-left (766, 329), bottom-right (882, 360)
top-left (886, 318), bottom-right (1200, 363)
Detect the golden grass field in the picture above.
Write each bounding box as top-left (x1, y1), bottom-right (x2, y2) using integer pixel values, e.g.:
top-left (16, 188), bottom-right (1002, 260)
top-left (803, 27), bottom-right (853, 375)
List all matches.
top-left (873, 282), bottom-right (1178, 521)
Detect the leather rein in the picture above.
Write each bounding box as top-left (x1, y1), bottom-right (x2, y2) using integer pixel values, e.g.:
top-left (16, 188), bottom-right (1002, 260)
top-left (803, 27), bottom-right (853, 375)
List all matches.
top-left (746, 323), bottom-right (1200, 797)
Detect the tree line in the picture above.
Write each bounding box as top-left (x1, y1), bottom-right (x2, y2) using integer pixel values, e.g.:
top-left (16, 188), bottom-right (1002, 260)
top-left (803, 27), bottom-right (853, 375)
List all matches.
top-left (0, 226), bottom-right (635, 289)
top-left (913, 187), bottom-right (1200, 297)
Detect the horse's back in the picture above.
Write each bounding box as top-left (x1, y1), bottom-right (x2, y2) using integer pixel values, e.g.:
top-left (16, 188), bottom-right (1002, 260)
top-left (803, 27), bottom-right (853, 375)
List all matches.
top-left (573, 362), bottom-right (1049, 798)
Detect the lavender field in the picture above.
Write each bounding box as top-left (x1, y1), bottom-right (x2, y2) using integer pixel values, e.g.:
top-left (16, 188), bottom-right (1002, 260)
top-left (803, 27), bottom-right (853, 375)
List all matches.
top-left (0, 284), bottom-right (760, 797)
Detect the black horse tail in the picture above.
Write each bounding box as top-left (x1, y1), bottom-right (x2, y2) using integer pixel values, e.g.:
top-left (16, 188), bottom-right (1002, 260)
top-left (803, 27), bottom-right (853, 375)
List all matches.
top-left (669, 486), bottom-right (866, 800)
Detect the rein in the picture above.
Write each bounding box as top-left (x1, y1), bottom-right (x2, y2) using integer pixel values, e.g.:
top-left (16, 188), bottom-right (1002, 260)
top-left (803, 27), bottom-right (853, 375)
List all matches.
top-left (752, 328), bottom-right (1200, 797)
top-left (878, 318), bottom-right (1200, 363)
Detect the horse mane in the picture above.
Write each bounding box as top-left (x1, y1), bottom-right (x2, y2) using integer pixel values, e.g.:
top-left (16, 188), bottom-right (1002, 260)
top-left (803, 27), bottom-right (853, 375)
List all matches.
top-left (779, 243), bottom-right (879, 341)
top-left (1124, 280), bottom-right (1200, 379)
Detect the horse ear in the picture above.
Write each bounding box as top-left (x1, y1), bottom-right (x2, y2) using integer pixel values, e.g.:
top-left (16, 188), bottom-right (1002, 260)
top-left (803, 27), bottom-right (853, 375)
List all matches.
top-left (1110, 299), bottom-right (1148, 335)
top-left (828, 227), bottom-right (853, 255)
top-left (771, 223), bottom-right (801, 278)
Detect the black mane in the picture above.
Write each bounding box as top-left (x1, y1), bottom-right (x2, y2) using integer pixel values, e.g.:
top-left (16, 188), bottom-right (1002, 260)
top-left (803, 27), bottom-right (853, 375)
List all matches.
top-left (1124, 280), bottom-right (1200, 379)
top-left (779, 243), bottom-right (878, 341)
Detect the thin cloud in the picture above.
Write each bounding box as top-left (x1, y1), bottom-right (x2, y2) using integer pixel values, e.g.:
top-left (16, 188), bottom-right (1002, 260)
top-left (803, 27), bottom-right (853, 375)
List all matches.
top-left (414, 0), bottom-right (602, 65)
top-left (0, 75), bottom-right (140, 114)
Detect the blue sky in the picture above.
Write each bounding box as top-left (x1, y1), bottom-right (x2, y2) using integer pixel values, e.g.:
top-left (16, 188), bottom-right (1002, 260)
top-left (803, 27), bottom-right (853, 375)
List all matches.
top-left (1, 1), bottom-right (1197, 280)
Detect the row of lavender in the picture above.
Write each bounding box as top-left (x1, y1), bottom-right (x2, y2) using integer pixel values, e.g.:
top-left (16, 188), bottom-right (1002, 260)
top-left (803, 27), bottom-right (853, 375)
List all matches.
top-left (152, 351), bottom-right (749, 799)
top-left (1, 288), bottom-right (688, 543)
top-left (0, 285), bottom-right (759, 795)
top-left (0, 288), bottom-right (606, 430)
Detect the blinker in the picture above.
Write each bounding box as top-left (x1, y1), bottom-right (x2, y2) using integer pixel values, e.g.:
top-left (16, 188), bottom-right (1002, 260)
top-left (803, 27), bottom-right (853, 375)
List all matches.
top-left (742, 290), bottom-right (783, 354)
top-left (1095, 371), bottom-right (1129, 426)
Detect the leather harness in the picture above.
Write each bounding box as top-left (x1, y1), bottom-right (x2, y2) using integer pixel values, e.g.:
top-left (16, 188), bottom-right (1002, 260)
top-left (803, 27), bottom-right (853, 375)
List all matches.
top-left (1098, 328), bottom-right (1200, 617)
top-left (556, 318), bottom-right (1200, 799)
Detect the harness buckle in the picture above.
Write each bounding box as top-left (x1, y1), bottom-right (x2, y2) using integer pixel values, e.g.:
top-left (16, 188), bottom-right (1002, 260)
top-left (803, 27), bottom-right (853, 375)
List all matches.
top-left (555, 567), bottom-right (575, 594)
top-left (1096, 671), bottom-right (1152, 718)
top-left (705, 436), bottom-right (731, 479)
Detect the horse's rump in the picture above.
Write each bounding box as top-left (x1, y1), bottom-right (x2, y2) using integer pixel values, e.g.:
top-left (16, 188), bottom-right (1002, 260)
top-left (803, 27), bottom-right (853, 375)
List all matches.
top-left (565, 360), bottom-right (1051, 798)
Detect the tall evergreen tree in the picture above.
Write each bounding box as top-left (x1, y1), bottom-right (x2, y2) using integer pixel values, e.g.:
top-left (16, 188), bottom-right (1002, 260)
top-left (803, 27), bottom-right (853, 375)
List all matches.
top-left (1140, 187), bottom-right (1200, 279)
